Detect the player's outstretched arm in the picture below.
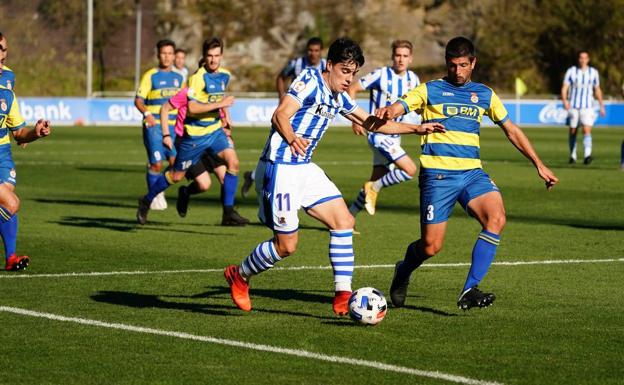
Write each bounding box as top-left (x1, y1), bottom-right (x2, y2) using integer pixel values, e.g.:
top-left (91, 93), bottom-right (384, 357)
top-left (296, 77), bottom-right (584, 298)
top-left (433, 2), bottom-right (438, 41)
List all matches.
top-left (13, 119), bottom-right (51, 144)
top-left (500, 120), bottom-right (558, 190)
top-left (271, 96), bottom-right (309, 156)
top-left (347, 82), bottom-right (366, 136)
top-left (187, 95), bottom-right (235, 115)
top-left (346, 107), bottom-right (445, 135)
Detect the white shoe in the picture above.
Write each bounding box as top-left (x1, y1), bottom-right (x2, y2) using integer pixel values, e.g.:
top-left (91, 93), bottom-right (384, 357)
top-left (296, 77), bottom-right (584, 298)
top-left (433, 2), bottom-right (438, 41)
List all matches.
top-left (150, 192), bottom-right (168, 210)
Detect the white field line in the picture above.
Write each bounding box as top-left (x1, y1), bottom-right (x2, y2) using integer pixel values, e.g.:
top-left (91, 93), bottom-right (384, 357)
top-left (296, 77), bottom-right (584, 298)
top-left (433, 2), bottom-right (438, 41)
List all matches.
top-left (14, 160), bottom-right (372, 167)
top-left (0, 258), bottom-right (622, 280)
top-left (0, 305), bottom-right (502, 385)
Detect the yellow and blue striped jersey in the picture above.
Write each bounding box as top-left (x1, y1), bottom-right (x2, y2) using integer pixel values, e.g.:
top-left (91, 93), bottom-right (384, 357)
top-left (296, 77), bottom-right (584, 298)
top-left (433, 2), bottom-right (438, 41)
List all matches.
top-left (136, 68), bottom-right (183, 125)
top-left (399, 79), bottom-right (509, 172)
top-left (184, 67), bottom-right (231, 137)
top-left (0, 85), bottom-right (25, 162)
top-left (0, 65), bottom-right (16, 90)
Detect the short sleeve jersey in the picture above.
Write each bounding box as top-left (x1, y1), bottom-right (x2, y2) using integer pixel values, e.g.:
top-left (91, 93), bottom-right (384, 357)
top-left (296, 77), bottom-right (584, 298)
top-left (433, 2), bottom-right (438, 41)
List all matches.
top-left (281, 57), bottom-right (327, 78)
top-left (260, 68), bottom-right (357, 164)
top-left (184, 67), bottom-right (231, 137)
top-left (563, 66), bottom-right (600, 109)
top-left (136, 68), bottom-right (184, 125)
top-left (399, 78), bottom-right (509, 172)
top-left (0, 86), bottom-right (26, 164)
top-left (0, 65), bottom-right (16, 90)
top-left (167, 87), bottom-right (189, 137)
top-left (359, 66), bottom-right (420, 122)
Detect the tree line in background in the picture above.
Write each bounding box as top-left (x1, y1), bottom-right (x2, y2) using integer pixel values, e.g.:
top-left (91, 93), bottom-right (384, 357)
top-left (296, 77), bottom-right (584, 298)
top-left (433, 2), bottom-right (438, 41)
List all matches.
top-left (1, 0), bottom-right (622, 96)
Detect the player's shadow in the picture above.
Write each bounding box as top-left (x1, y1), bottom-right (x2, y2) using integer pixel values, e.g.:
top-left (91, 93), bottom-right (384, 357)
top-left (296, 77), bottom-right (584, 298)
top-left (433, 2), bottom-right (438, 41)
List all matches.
top-left (399, 304), bottom-right (458, 317)
top-left (90, 290), bottom-right (235, 317)
top-left (51, 216), bottom-right (231, 235)
top-left (507, 213), bottom-right (624, 231)
top-left (76, 166), bottom-right (144, 174)
top-left (33, 198), bottom-right (136, 209)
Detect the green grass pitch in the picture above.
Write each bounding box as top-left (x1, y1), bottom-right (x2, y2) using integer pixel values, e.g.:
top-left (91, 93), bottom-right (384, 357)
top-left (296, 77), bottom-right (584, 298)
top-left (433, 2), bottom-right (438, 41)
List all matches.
top-left (1, 124), bottom-right (623, 385)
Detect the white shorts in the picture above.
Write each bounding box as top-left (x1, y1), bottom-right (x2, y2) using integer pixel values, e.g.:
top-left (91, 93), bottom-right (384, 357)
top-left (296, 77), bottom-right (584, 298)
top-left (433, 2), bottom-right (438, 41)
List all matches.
top-left (255, 160), bottom-right (342, 233)
top-left (367, 133), bottom-right (407, 167)
top-left (568, 108), bottom-right (596, 128)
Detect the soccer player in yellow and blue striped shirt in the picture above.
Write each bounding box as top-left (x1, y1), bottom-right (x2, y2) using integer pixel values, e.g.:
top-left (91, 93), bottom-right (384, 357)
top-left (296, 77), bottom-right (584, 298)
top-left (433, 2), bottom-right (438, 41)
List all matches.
top-left (0, 33), bottom-right (16, 90)
top-left (135, 39), bottom-right (184, 210)
top-left (137, 37), bottom-right (246, 226)
top-left (0, 83), bottom-right (51, 271)
top-left (381, 37), bottom-right (559, 310)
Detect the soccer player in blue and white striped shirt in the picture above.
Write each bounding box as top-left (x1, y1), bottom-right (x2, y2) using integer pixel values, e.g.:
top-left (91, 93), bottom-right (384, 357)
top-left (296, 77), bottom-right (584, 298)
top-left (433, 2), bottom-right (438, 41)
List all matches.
top-left (561, 51), bottom-right (605, 165)
top-left (348, 40), bottom-right (421, 217)
top-left (224, 38), bottom-right (445, 316)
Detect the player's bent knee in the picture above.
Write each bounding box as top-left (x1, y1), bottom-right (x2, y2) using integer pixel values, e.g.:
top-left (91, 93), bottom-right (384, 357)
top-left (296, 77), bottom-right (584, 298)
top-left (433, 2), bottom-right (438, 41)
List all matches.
top-left (150, 163), bottom-right (162, 173)
top-left (422, 241), bottom-right (442, 257)
top-left (334, 214), bottom-right (355, 230)
top-left (196, 179), bottom-right (211, 191)
top-left (275, 241), bottom-right (297, 257)
top-left (487, 214), bottom-right (506, 233)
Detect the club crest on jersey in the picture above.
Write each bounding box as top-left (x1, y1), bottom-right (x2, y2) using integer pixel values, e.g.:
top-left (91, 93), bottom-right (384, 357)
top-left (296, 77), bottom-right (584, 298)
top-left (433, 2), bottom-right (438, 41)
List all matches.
top-left (174, 79), bottom-right (180, 87)
top-left (0, 99), bottom-right (6, 112)
top-left (292, 80), bottom-right (306, 93)
top-left (278, 217), bottom-right (286, 225)
top-left (9, 169), bottom-right (16, 179)
top-left (470, 93), bottom-right (479, 103)
top-left (6, 81), bottom-right (11, 90)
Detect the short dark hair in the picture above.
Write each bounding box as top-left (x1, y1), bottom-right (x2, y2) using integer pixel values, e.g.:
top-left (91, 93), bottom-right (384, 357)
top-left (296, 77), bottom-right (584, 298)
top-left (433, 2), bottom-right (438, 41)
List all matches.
top-left (327, 37), bottom-right (365, 68)
top-left (306, 37), bottom-right (323, 49)
top-left (202, 37), bottom-right (224, 56)
top-left (445, 36), bottom-right (476, 60)
top-left (577, 50), bottom-right (589, 58)
top-left (392, 40), bottom-right (413, 55)
top-left (156, 39), bottom-right (176, 52)
top-left (175, 48), bottom-right (186, 55)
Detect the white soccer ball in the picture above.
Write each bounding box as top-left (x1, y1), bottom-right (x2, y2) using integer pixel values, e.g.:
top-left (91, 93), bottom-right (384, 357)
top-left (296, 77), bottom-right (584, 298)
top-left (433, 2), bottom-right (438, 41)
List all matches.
top-left (348, 287), bottom-right (387, 325)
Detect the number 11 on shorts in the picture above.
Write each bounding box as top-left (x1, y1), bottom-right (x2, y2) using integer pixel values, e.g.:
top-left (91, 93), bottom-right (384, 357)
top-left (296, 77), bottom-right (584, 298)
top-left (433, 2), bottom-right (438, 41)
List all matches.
top-left (276, 193), bottom-right (291, 211)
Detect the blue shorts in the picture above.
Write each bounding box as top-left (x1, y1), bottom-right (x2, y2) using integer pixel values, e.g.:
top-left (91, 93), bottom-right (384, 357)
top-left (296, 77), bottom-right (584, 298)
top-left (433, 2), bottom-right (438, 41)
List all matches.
top-left (142, 123), bottom-right (177, 165)
top-left (0, 166), bottom-right (17, 186)
top-left (174, 128), bottom-right (232, 172)
top-left (419, 168), bottom-right (500, 224)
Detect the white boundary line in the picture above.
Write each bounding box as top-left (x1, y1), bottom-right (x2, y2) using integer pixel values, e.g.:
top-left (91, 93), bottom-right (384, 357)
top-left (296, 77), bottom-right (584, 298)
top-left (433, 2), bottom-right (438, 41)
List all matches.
top-left (0, 305), bottom-right (502, 385)
top-left (0, 258), bottom-right (622, 280)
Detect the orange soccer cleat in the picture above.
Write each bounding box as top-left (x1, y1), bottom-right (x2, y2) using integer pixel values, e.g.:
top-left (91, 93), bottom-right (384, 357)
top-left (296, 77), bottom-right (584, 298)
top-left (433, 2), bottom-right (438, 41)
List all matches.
top-left (224, 265), bottom-right (251, 311)
top-left (5, 254), bottom-right (30, 271)
top-left (332, 290), bottom-right (352, 316)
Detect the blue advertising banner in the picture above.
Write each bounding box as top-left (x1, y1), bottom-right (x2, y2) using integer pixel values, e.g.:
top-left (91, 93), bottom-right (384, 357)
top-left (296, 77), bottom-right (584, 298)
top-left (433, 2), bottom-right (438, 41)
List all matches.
top-left (18, 97), bottom-right (624, 127)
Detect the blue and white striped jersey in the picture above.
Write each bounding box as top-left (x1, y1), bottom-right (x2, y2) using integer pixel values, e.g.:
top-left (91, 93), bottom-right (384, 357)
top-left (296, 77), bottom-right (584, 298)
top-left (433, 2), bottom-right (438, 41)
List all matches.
top-left (261, 68), bottom-right (357, 164)
top-left (281, 56), bottom-right (327, 79)
top-left (563, 66), bottom-right (600, 109)
top-left (360, 66), bottom-right (420, 122)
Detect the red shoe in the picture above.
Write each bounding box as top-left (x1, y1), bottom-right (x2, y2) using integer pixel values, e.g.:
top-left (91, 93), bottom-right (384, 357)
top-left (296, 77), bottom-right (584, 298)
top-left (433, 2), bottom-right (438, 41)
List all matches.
top-left (5, 254), bottom-right (30, 271)
top-left (224, 265), bottom-right (251, 311)
top-left (332, 291), bottom-right (352, 316)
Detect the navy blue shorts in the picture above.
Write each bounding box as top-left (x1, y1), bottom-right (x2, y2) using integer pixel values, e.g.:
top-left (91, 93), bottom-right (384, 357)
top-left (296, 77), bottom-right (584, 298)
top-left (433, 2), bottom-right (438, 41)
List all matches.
top-left (419, 168), bottom-right (500, 224)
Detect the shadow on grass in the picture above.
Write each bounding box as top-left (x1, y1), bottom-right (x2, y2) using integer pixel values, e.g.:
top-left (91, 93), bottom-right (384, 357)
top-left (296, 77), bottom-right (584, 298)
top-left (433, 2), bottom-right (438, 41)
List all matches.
top-left (93, 290), bottom-right (337, 321)
top-left (399, 304), bottom-right (458, 317)
top-left (51, 216), bottom-right (232, 235)
top-left (76, 166), bottom-right (144, 174)
top-left (33, 198), bottom-right (136, 209)
top-left (507, 214), bottom-right (624, 231)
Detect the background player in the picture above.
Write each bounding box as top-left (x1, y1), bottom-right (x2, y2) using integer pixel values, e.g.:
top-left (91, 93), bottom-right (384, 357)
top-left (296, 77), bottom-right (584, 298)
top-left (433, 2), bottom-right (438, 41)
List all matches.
top-left (380, 36), bottom-right (558, 310)
top-left (0, 84), bottom-right (51, 271)
top-left (240, 37), bottom-right (328, 197)
top-left (135, 39), bottom-right (184, 210)
top-left (173, 48), bottom-right (189, 84)
top-left (560, 51), bottom-right (606, 165)
top-left (223, 38), bottom-right (445, 315)
top-left (347, 40), bottom-right (421, 217)
top-left (0, 32), bottom-right (15, 90)
top-left (137, 37), bottom-right (246, 226)
top-left (160, 70), bottom-right (249, 224)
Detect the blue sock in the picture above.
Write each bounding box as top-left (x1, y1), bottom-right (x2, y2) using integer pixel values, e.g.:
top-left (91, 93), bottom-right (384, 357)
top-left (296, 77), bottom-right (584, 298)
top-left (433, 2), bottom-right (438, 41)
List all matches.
top-left (145, 173), bottom-right (171, 202)
top-left (223, 172), bottom-right (238, 207)
top-left (146, 168), bottom-right (160, 189)
top-left (349, 188), bottom-right (365, 217)
top-left (240, 239), bottom-right (282, 278)
top-left (0, 207), bottom-right (17, 260)
top-left (463, 230), bottom-right (500, 291)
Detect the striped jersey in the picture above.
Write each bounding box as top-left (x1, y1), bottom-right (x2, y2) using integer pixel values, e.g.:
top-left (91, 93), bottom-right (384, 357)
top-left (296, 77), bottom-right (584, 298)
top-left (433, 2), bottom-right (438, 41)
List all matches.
top-left (136, 68), bottom-right (183, 126)
top-left (360, 66), bottom-right (420, 122)
top-left (261, 68), bottom-right (357, 164)
top-left (399, 78), bottom-right (509, 172)
top-left (0, 85), bottom-right (26, 164)
top-left (0, 65), bottom-right (15, 90)
top-left (184, 66), bottom-right (231, 137)
top-left (563, 66), bottom-right (600, 109)
top-left (281, 56), bottom-right (327, 78)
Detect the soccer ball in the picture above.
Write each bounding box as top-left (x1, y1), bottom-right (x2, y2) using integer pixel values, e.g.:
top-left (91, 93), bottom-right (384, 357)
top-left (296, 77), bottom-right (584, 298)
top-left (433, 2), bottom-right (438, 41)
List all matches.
top-left (348, 287), bottom-right (387, 325)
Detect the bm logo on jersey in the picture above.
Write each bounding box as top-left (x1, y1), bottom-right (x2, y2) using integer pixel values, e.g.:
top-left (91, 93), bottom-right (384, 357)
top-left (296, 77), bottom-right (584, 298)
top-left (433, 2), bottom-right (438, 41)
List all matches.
top-left (444, 105), bottom-right (479, 119)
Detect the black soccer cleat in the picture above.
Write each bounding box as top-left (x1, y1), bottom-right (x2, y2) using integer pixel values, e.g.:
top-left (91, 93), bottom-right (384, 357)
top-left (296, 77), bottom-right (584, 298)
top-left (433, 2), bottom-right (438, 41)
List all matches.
top-left (568, 157), bottom-right (576, 164)
top-left (221, 209), bottom-right (249, 226)
top-left (583, 155), bottom-right (593, 165)
top-left (389, 261), bottom-right (411, 308)
top-left (177, 186), bottom-right (190, 218)
top-left (457, 286), bottom-right (496, 310)
top-left (136, 196), bottom-right (150, 225)
top-left (240, 171), bottom-right (254, 198)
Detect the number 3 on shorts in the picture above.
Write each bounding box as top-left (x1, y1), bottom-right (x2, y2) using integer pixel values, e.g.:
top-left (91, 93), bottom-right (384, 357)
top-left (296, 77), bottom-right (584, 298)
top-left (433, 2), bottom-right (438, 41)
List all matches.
top-left (426, 204), bottom-right (434, 221)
